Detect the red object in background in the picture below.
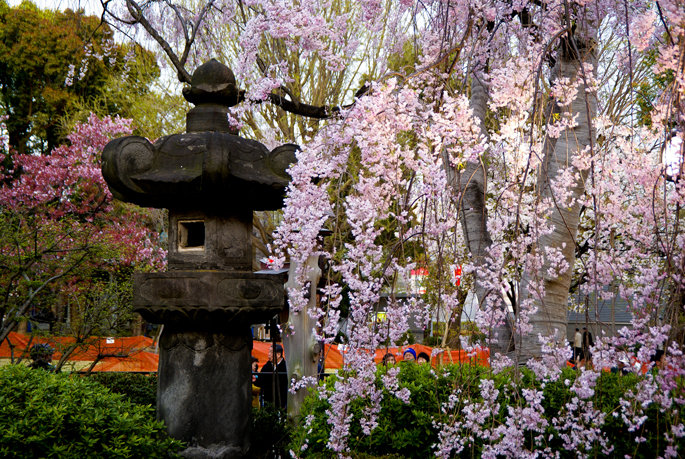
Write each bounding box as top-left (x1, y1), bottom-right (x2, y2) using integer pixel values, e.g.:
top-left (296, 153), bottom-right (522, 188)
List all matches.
top-left (410, 267), bottom-right (429, 294)
top-left (449, 264), bottom-right (462, 286)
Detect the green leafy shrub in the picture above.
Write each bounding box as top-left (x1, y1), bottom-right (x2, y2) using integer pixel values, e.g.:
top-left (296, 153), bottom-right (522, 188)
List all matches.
top-left (291, 364), bottom-right (684, 459)
top-left (249, 403), bottom-right (292, 459)
top-left (87, 373), bottom-right (297, 459)
top-left (89, 372), bottom-right (157, 408)
top-left (292, 363), bottom-right (466, 458)
top-left (0, 365), bottom-right (183, 458)
top-left (544, 370), bottom-right (682, 459)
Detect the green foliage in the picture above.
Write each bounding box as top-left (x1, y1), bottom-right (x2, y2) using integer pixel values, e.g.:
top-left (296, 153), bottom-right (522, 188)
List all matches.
top-left (422, 335), bottom-right (441, 347)
top-left (292, 364), bottom-right (685, 459)
top-left (64, 50), bottom-right (185, 141)
top-left (634, 46), bottom-right (675, 128)
top-left (249, 403), bottom-right (292, 459)
top-left (533, 369), bottom-right (681, 458)
top-left (89, 372), bottom-right (157, 408)
top-left (292, 363), bottom-right (457, 458)
top-left (88, 373), bottom-right (296, 459)
top-left (0, 364), bottom-right (182, 458)
top-left (0, 1), bottom-right (159, 155)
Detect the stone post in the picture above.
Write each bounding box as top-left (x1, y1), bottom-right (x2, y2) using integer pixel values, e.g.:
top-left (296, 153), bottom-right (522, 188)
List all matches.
top-left (283, 255), bottom-right (321, 424)
top-left (101, 59), bottom-right (298, 459)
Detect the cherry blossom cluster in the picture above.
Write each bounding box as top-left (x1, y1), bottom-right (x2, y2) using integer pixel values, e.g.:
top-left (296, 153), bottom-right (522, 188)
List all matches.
top-left (0, 114), bottom-right (166, 302)
top-left (96, 0), bottom-right (685, 456)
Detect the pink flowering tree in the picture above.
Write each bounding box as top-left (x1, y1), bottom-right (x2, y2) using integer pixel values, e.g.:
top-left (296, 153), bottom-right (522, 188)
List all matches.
top-left (0, 114), bottom-right (166, 364)
top-left (97, 0), bottom-right (685, 456)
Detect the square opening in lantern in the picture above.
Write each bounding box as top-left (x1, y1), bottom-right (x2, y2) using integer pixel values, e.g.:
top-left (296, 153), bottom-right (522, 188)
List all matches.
top-left (179, 220), bottom-right (205, 251)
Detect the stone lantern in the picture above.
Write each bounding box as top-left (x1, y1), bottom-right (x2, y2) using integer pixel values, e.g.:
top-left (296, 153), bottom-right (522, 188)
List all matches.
top-left (101, 59), bottom-right (297, 459)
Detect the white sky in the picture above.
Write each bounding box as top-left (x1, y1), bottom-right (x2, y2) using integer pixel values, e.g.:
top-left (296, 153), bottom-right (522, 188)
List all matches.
top-left (665, 136), bottom-right (683, 175)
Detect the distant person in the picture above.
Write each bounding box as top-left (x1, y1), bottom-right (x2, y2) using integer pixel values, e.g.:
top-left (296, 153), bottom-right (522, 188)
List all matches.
top-left (402, 348), bottom-right (417, 363)
top-left (416, 352), bottom-right (430, 364)
top-left (28, 344), bottom-right (55, 372)
top-left (381, 353), bottom-right (396, 366)
top-left (254, 344), bottom-right (288, 409)
top-left (573, 328), bottom-right (583, 361)
top-left (582, 327), bottom-right (594, 359)
top-left (317, 341), bottom-right (326, 381)
top-left (251, 356), bottom-right (260, 377)
top-left (417, 352), bottom-right (430, 365)
top-left (251, 356), bottom-right (261, 408)
top-left (613, 355), bottom-right (631, 375)
top-left (651, 349), bottom-right (666, 372)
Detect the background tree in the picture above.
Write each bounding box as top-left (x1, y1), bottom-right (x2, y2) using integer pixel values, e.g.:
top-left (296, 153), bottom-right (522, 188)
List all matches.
top-left (0, 114), bottom-right (165, 348)
top-left (0, 0), bottom-right (160, 155)
top-left (52, 271), bottom-right (137, 372)
top-left (63, 45), bottom-right (187, 141)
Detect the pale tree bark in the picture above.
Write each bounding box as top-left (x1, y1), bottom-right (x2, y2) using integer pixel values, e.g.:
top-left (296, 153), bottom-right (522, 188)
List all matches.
top-left (284, 255), bottom-right (321, 425)
top-left (519, 34), bottom-right (598, 362)
top-left (446, 74), bottom-right (513, 355)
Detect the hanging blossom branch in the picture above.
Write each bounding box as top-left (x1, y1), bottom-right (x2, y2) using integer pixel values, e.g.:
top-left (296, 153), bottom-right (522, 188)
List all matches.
top-left (97, 0), bottom-right (685, 457)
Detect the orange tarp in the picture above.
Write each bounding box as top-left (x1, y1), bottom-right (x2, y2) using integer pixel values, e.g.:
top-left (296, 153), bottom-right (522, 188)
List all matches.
top-left (0, 332), bottom-right (158, 372)
top-left (252, 340), bottom-right (273, 366)
top-left (90, 351), bottom-right (159, 372)
top-left (2, 332), bottom-right (489, 373)
top-left (327, 344), bottom-right (490, 368)
top-left (252, 341), bottom-right (490, 370)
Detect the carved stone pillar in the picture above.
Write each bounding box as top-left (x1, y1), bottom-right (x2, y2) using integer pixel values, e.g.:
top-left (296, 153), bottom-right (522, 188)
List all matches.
top-left (101, 59), bottom-right (297, 459)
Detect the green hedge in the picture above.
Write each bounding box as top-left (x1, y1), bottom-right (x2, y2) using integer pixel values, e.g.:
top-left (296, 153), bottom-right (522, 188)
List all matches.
top-left (0, 365), bottom-right (183, 458)
top-left (291, 363), bottom-right (684, 459)
top-left (41, 366), bottom-right (678, 459)
top-left (89, 372), bottom-right (157, 408)
top-left (87, 372), bottom-right (293, 459)
top-left (249, 403), bottom-right (292, 459)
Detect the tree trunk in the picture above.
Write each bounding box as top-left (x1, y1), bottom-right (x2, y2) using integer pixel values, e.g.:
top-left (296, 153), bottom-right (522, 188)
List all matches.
top-left (84, 356), bottom-right (103, 375)
top-left (440, 309), bottom-right (463, 351)
top-left (8, 125), bottom-right (28, 156)
top-left (519, 37), bottom-right (598, 363)
top-left (448, 74), bottom-right (513, 355)
top-left (54, 342), bottom-right (81, 372)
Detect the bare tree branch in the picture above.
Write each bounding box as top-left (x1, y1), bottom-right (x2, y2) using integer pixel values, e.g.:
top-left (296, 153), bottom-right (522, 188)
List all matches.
top-left (0, 251), bottom-right (91, 344)
top-left (124, 0), bottom-right (193, 83)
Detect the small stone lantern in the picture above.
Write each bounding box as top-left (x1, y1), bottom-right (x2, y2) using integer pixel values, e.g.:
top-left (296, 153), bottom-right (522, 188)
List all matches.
top-left (101, 59), bottom-right (297, 459)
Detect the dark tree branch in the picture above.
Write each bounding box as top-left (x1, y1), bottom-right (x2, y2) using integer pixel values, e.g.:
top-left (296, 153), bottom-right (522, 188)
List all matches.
top-left (656, 2), bottom-right (675, 46)
top-left (166, 2), bottom-right (190, 44)
top-left (265, 93), bottom-right (342, 119)
top-left (101, 0), bottom-right (137, 26)
top-left (0, 251), bottom-right (91, 344)
top-left (181, 0), bottom-right (215, 66)
top-left (124, 0), bottom-right (193, 83)
top-left (15, 335), bottom-right (33, 365)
